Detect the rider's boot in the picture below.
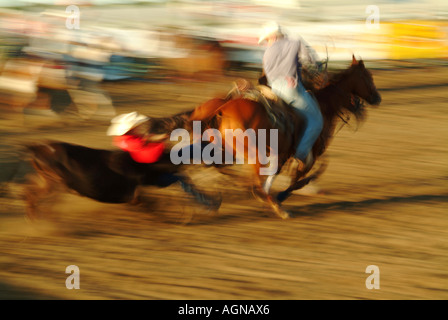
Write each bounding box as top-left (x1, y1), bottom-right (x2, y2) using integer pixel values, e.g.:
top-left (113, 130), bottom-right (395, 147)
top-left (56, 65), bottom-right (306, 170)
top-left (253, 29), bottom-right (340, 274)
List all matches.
top-left (296, 152), bottom-right (314, 174)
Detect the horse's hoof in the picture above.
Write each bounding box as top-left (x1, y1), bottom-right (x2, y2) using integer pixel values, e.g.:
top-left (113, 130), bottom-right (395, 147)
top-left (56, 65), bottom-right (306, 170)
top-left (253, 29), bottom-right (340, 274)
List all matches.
top-left (272, 208), bottom-right (290, 220)
top-left (278, 210), bottom-right (290, 220)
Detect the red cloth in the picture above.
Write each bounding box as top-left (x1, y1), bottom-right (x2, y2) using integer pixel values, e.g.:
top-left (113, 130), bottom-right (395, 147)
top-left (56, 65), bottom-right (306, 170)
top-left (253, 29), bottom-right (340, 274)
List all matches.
top-left (113, 135), bottom-right (164, 163)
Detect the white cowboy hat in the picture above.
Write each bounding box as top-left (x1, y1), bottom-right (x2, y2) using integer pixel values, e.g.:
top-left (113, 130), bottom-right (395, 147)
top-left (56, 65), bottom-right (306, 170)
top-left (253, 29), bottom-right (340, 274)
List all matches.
top-left (107, 111), bottom-right (149, 136)
top-left (258, 21), bottom-right (283, 44)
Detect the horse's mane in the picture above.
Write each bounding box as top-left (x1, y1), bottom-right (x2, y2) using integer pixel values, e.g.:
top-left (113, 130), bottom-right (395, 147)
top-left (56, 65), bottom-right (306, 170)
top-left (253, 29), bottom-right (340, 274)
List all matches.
top-left (313, 65), bottom-right (367, 128)
top-left (304, 64), bottom-right (356, 91)
top-left (327, 65), bottom-right (356, 84)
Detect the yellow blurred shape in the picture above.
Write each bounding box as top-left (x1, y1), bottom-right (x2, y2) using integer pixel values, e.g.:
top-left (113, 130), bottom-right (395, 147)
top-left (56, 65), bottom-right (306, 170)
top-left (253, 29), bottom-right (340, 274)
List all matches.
top-left (387, 21), bottom-right (448, 59)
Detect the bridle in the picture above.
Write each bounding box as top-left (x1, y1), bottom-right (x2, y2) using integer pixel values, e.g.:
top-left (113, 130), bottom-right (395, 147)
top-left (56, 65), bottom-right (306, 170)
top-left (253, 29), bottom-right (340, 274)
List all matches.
top-left (331, 75), bottom-right (365, 134)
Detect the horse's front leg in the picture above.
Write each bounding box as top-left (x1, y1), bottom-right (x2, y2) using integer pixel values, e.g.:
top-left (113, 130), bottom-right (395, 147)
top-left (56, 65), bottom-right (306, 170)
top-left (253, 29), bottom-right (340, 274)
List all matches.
top-left (251, 164), bottom-right (289, 219)
top-left (277, 157), bottom-right (328, 203)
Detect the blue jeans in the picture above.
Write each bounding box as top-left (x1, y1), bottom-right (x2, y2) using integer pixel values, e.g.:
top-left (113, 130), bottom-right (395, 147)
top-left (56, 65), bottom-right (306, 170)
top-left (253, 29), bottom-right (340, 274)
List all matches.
top-left (270, 78), bottom-right (323, 161)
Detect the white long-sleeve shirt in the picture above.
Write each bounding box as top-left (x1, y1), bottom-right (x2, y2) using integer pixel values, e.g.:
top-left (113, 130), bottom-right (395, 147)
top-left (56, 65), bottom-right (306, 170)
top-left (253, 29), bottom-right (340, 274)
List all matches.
top-left (263, 36), bottom-right (319, 85)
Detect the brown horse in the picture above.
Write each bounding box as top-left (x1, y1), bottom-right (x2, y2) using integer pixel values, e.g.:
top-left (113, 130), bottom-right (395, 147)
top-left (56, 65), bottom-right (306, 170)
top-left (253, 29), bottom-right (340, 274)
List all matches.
top-left (188, 55), bottom-right (381, 219)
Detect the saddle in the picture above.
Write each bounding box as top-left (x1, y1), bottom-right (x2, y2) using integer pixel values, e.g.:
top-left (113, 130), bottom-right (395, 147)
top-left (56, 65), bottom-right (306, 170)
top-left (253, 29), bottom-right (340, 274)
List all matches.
top-left (225, 79), bottom-right (295, 134)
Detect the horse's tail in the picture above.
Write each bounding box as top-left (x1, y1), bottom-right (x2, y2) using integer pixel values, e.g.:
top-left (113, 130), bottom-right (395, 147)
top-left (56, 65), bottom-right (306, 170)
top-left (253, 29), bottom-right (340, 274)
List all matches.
top-left (189, 98), bottom-right (228, 122)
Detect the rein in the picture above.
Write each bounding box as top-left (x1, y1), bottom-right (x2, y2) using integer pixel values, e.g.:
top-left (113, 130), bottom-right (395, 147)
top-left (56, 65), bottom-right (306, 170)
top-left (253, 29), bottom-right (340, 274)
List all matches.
top-left (329, 83), bottom-right (352, 133)
top-left (326, 77), bottom-right (363, 134)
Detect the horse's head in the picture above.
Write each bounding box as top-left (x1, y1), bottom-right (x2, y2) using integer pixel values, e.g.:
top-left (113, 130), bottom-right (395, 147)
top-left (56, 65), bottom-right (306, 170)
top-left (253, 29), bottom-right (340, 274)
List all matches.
top-left (348, 55), bottom-right (381, 106)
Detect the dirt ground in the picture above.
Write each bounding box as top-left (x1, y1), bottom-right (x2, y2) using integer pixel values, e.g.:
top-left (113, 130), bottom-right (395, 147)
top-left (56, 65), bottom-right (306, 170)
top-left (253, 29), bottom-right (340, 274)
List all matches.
top-left (0, 63), bottom-right (447, 300)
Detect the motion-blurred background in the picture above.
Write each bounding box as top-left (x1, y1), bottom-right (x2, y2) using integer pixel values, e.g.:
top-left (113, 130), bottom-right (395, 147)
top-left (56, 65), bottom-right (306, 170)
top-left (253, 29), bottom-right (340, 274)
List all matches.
top-left (0, 0), bottom-right (446, 92)
top-left (0, 0), bottom-right (447, 300)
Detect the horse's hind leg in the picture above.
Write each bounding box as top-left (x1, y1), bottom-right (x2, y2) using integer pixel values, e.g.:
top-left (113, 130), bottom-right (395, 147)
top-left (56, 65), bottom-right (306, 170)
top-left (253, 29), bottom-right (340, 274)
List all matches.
top-left (24, 173), bottom-right (53, 220)
top-left (251, 165), bottom-right (289, 219)
top-left (24, 160), bottom-right (60, 221)
top-left (263, 174), bottom-right (276, 194)
top-left (252, 173), bottom-right (277, 203)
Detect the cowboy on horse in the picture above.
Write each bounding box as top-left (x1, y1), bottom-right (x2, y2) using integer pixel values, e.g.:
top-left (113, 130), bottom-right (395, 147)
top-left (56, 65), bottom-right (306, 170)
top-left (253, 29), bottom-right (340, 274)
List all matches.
top-left (258, 21), bottom-right (323, 173)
